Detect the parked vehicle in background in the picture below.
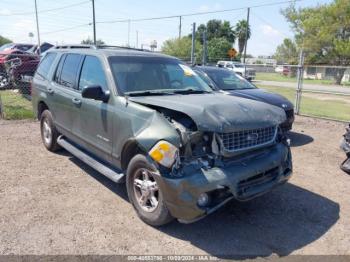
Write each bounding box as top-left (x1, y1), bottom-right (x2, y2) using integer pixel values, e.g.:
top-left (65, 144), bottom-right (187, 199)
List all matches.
top-left (216, 60), bottom-right (256, 81)
top-left (0, 48), bottom-right (38, 93)
top-left (274, 65), bottom-right (292, 76)
top-left (340, 124), bottom-right (350, 174)
top-left (27, 42), bottom-right (54, 55)
top-left (32, 46), bottom-right (292, 226)
top-left (0, 42), bottom-right (53, 93)
top-left (194, 66), bottom-right (294, 131)
top-left (0, 43), bottom-right (34, 52)
top-left (275, 65), bottom-right (284, 73)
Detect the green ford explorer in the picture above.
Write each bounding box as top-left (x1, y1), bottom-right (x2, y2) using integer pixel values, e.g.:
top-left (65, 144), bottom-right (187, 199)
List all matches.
top-left (32, 46), bottom-right (292, 226)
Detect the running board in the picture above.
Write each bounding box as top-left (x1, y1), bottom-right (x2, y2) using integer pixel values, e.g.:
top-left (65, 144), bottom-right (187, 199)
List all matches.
top-left (57, 136), bottom-right (125, 183)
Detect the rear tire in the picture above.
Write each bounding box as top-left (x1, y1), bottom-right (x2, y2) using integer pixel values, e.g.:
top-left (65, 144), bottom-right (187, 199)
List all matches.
top-left (126, 154), bottom-right (174, 226)
top-left (40, 110), bottom-right (61, 152)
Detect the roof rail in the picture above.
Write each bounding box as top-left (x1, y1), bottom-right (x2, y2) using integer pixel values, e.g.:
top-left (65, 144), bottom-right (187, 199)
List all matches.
top-left (53, 44), bottom-right (95, 49)
top-left (95, 45), bottom-right (150, 52)
top-left (52, 44), bottom-right (150, 52)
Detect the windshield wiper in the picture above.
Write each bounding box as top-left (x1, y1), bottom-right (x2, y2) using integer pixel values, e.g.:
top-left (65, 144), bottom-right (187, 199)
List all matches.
top-left (172, 89), bottom-right (211, 95)
top-left (125, 90), bottom-right (174, 97)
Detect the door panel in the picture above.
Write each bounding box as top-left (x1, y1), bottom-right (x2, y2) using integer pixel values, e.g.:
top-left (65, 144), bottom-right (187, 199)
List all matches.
top-left (50, 53), bottom-right (83, 134)
top-left (72, 55), bottom-right (113, 162)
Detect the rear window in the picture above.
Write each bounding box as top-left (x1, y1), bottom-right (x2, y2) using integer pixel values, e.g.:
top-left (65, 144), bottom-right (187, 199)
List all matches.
top-left (36, 53), bottom-right (57, 79)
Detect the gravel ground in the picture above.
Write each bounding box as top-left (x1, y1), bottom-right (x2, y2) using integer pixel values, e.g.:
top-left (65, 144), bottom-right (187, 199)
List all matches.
top-left (0, 116), bottom-right (349, 258)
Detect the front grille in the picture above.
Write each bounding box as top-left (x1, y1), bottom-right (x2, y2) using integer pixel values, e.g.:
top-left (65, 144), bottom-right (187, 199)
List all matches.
top-left (218, 126), bottom-right (277, 152)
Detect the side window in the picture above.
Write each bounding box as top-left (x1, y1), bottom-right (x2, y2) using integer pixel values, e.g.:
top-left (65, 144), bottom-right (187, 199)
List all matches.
top-left (54, 55), bottom-right (66, 83)
top-left (59, 54), bottom-right (82, 88)
top-left (79, 55), bottom-right (107, 91)
top-left (36, 53), bottom-right (57, 79)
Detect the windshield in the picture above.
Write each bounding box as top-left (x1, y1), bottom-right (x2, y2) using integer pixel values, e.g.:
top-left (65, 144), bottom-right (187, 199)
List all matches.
top-left (109, 56), bottom-right (212, 95)
top-left (233, 64), bottom-right (244, 68)
top-left (205, 69), bottom-right (256, 90)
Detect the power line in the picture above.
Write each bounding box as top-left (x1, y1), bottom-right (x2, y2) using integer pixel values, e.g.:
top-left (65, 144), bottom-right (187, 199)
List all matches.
top-left (251, 10), bottom-right (291, 38)
top-left (0, 0), bottom-right (90, 16)
top-left (41, 23), bottom-right (91, 35)
top-left (97, 0), bottom-right (302, 24)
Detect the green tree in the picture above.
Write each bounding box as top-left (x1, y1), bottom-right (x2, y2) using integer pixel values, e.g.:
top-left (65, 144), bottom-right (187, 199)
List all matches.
top-left (193, 19), bottom-right (235, 45)
top-left (81, 37), bottom-right (105, 45)
top-left (0, 35), bottom-right (12, 47)
top-left (235, 20), bottom-right (251, 54)
top-left (282, 0), bottom-right (350, 84)
top-left (207, 37), bottom-right (232, 62)
top-left (161, 37), bottom-right (202, 61)
top-left (274, 38), bottom-right (299, 64)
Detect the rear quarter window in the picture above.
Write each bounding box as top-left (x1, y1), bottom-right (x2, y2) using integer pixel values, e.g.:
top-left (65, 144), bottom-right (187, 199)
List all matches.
top-left (36, 53), bottom-right (57, 79)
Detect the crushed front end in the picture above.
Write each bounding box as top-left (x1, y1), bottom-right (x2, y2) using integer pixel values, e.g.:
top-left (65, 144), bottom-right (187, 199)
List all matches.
top-left (155, 117), bottom-right (292, 223)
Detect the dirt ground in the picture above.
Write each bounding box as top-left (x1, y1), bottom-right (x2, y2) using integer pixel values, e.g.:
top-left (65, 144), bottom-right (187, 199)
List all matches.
top-left (0, 116), bottom-right (349, 258)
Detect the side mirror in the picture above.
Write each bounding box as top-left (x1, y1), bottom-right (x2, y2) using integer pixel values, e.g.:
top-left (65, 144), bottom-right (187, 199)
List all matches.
top-left (82, 85), bottom-right (110, 103)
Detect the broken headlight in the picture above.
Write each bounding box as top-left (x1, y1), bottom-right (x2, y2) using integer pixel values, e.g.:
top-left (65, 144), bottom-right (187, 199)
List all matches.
top-left (149, 140), bottom-right (179, 168)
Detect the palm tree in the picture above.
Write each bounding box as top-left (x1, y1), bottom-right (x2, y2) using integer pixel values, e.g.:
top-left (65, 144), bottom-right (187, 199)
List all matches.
top-left (235, 20), bottom-right (251, 54)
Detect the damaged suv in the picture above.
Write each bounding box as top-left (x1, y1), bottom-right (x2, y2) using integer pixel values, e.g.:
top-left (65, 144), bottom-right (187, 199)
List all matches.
top-left (32, 46), bottom-right (292, 226)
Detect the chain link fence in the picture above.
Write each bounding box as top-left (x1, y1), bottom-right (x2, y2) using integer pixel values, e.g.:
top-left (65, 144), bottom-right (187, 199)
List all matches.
top-left (0, 53), bottom-right (35, 119)
top-left (251, 64), bottom-right (350, 122)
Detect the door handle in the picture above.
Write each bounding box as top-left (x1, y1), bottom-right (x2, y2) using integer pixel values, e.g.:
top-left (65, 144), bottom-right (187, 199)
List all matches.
top-left (47, 88), bottom-right (54, 94)
top-left (72, 98), bottom-right (82, 106)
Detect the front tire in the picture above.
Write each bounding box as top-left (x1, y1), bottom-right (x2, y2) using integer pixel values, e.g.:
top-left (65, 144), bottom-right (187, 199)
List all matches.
top-left (40, 110), bottom-right (61, 152)
top-left (126, 154), bottom-right (174, 226)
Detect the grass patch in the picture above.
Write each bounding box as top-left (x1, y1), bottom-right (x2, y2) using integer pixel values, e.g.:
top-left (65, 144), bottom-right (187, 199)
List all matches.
top-left (0, 90), bottom-right (34, 120)
top-left (256, 72), bottom-right (350, 86)
top-left (257, 85), bottom-right (350, 121)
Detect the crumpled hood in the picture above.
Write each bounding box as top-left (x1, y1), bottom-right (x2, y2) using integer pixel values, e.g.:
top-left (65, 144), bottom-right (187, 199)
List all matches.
top-left (224, 88), bottom-right (293, 111)
top-left (129, 93), bottom-right (286, 133)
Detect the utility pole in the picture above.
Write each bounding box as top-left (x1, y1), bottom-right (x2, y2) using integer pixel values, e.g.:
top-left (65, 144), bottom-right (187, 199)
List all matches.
top-left (243, 7), bottom-right (250, 77)
top-left (92, 0), bottom-right (96, 45)
top-left (178, 16), bottom-right (182, 39)
top-left (136, 30), bottom-right (139, 48)
top-left (191, 23), bottom-right (196, 64)
top-left (34, 0), bottom-right (41, 54)
top-left (127, 19), bottom-right (131, 47)
top-left (202, 30), bottom-right (207, 65)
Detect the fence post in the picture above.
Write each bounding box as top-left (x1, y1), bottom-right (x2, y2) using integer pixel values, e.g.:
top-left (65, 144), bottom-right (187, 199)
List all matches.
top-left (190, 23), bottom-right (196, 65)
top-left (295, 50), bottom-right (305, 115)
top-left (202, 30), bottom-right (207, 65)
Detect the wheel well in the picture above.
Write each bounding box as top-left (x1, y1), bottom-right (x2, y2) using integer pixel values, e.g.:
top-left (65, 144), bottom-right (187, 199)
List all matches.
top-left (121, 140), bottom-right (144, 171)
top-left (37, 101), bottom-right (49, 119)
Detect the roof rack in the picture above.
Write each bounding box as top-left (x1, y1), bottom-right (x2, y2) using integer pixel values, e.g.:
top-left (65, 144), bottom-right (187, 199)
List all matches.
top-left (52, 44), bottom-right (150, 52)
top-left (53, 44), bottom-right (94, 49)
top-left (95, 45), bottom-right (150, 52)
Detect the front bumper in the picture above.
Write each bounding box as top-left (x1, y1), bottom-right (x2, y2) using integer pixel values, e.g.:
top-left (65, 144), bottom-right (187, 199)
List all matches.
top-left (280, 109), bottom-right (294, 132)
top-left (158, 143), bottom-right (292, 223)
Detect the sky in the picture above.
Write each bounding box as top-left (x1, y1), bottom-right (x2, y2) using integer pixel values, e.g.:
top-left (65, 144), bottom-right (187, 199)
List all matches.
top-left (0, 0), bottom-right (333, 57)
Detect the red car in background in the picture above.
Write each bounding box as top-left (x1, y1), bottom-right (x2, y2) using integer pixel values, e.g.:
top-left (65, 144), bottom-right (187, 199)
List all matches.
top-left (0, 42), bottom-right (53, 94)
